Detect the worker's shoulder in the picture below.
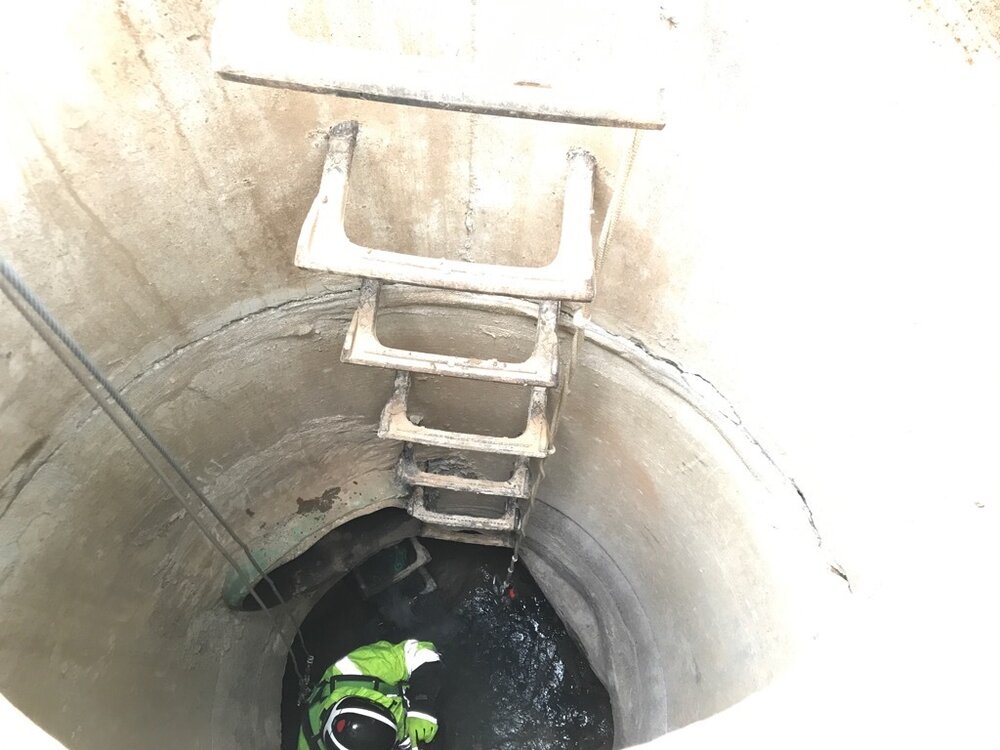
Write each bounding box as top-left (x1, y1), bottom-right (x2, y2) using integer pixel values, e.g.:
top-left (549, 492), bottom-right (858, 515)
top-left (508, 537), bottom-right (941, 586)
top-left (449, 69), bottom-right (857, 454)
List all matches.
top-left (350, 638), bottom-right (437, 656)
top-left (347, 639), bottom-right (393, 654)
top-left (405, 638), bottom-right (439, 654)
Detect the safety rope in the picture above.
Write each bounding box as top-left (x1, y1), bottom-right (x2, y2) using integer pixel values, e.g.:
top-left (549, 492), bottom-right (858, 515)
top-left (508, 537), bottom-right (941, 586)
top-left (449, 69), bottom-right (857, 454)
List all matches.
top-left (0, 256), bottom-right (315, 693)
top-left (502, 129), bottom-right (643, 593)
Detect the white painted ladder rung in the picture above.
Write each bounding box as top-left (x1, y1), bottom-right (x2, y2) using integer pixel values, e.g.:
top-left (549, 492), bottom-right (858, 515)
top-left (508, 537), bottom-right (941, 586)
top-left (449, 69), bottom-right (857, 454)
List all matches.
top-left (342, 279), bottom-right (559, 387)
top-left (211, 1), bottom-right (666, 130)
top-left (294, 121), bottom-right (597, 301)
top-left (407, 487), bottom-right (517, 533)
top-left (378, 372), bottom-right (552, 458)
top-left (397, 444), bottom-right (531, 499)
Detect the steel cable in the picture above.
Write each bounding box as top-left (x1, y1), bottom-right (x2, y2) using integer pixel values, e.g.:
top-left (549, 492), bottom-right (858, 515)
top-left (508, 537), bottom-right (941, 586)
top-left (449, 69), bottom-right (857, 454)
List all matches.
top-left (0, 255), bottom-right (313, 686)
top-left (503, 129), bottom-right (643, 591)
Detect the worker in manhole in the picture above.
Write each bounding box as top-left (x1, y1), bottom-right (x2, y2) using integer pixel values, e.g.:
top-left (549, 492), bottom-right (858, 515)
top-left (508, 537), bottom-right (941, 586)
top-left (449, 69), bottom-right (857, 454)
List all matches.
top-left (299, 638), bottom-right (442, 750)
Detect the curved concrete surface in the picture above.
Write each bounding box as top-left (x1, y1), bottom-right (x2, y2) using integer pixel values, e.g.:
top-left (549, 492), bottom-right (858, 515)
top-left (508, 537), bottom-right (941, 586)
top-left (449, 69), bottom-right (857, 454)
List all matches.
top-left (0, 289), bottom-right (838, 748)
top-left (2, 1), bottom-right (1000, 748)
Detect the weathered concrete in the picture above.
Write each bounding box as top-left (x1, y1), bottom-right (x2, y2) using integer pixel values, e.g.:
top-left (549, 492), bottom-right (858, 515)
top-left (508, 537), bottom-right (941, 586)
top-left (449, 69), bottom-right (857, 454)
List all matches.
top-left (1, 0), bottom-right (999, 747)
top-left (0, 290), bottom-right (837, 748)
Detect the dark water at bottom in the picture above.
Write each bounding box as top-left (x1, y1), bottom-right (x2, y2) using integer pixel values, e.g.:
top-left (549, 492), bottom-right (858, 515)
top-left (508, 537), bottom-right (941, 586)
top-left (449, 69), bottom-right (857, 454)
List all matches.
top-left (435, 567), bottom-right (613, 750)
top-left (281, 539), bottom-right (613, 750)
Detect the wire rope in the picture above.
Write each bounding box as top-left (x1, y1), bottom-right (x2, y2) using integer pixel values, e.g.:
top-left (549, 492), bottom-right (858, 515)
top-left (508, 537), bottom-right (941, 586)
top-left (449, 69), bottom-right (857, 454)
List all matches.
top-left (502, 129), bottom-right (643, 592)
top-left (0, 256), bottom-right (314, 689)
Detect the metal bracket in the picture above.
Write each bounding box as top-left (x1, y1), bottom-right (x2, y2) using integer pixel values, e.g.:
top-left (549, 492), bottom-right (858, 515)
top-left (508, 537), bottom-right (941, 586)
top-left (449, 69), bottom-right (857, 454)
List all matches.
top-left (295, 121), bottom-right (597, 301)
top-left (378, 372), bottom-right (552, 458)
top-left (397, 444), bottom-right (531, 499)
top-left (342, 279), bottom-right (560, 387)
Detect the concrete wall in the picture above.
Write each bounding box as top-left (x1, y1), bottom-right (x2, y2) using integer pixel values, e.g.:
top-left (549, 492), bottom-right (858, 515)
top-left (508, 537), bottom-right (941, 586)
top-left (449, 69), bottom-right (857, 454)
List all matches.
top-left (0, 279), bottom-right (842, 747)
top-left (1, 0), bottom-right (999, 747)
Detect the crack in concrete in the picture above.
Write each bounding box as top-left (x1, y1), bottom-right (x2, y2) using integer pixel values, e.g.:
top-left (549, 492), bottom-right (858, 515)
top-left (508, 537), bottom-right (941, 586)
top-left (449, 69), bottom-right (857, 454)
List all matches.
top-left (0, 288), bottom-right (358, 521)
top-left (462, 115), bottom-right (478, 261)
top-left (461, 2), bottom-right (478, 261)
top-left (147, 287), bottom-right (356, 374)
top-left (584, 320), bottom-right (853, 592)
top-left (1, 285), bottom-right (854, 593)
top-left (828, 561), bottom-right (853, 593)
top-left (0, 441), bottom-right (58, 523)
top-left (625, 335), bottom-right (743, 426)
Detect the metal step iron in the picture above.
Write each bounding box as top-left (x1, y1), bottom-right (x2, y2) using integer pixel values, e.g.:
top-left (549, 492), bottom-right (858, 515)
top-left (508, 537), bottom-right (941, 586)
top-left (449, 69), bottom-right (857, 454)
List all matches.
top-left (206, 46), bottom-right (611, 530)
top-left (397, 444), bottom-right (531, 499)
top-left (378, 372), bottom-right (552, 459)
top-left (295, 121), bottom-right (598, 302)
top-left (406, 487), bottom-right (518, 533)
top-left (342, 279), bottom-right (560, 387)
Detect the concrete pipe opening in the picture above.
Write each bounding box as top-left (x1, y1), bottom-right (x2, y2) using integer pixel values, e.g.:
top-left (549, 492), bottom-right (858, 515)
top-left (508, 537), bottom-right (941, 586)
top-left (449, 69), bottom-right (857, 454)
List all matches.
top-left (0, 286), bottom-right (841, 749)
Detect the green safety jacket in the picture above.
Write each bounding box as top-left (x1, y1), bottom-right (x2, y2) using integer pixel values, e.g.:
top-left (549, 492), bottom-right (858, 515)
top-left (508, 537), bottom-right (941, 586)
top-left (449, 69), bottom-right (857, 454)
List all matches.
top-left (298, 639), bottom-right (440, 750)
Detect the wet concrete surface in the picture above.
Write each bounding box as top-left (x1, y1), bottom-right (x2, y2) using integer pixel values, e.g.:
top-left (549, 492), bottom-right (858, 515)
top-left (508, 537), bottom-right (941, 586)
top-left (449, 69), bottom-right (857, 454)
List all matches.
top-left (281, 539), bottom-right (613, 750)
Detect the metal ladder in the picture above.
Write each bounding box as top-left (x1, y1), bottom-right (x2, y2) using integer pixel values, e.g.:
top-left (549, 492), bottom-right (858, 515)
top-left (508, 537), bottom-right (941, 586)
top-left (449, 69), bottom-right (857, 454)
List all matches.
top-left (296, 119), bottom-right (596, 537)
top-left (211, 3), bottom-right (662, 540)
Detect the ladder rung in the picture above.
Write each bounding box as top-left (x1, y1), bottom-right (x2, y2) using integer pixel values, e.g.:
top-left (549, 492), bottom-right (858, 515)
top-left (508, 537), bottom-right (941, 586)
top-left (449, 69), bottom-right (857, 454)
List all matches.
top-left (294, 121), bottom-right (597, 301)
top-left (353, 538), bottom-right (431, 599)
top-left (378, 372), bottom-right (552, 458)
top-left (211, 1), bottom-right (666, 130)
top-left (407, 487), bottom-right (517, 533)
top-left (397, 444), bottom-right (531, 499)
top-left (419, 527), bottom-right (513, 548)
top-left (343, 279), bottom-right (559, 387)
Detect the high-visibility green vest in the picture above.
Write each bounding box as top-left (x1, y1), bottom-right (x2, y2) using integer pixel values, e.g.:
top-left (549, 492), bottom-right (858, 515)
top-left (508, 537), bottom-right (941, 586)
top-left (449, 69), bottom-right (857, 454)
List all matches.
top-left (298, 639), bottom-right (439, 750)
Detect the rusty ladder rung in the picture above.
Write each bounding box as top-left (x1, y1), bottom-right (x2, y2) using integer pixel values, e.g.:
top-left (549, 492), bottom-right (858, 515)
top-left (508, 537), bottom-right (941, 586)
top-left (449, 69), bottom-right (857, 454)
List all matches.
top-left (407, 487), bottom-right (518, 533)
top-left (378, 372), bottom-right (552, 458)
top-left (342, 279), bottom-right (560, 387)
top-left (397, 444), bottom-right (532, 499)
top-left (295, 122), bottom-right (597, 301)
